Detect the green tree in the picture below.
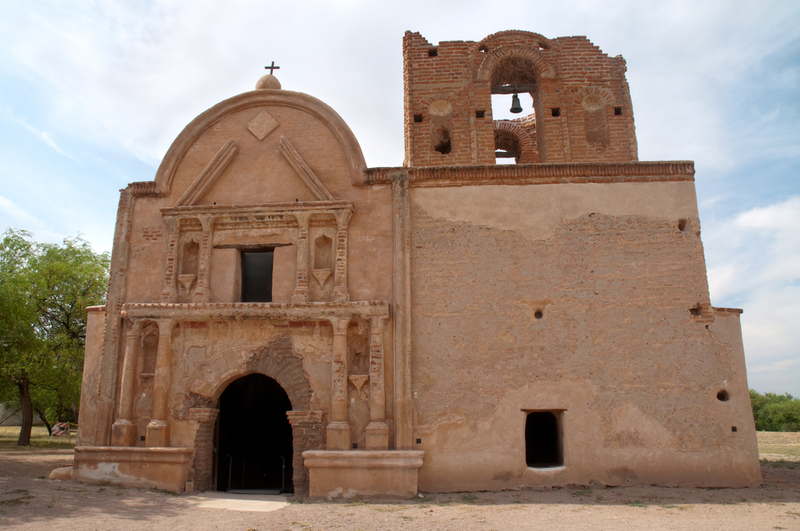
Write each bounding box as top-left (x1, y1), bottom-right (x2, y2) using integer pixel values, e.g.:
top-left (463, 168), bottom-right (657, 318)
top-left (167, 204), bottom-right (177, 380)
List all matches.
top-left (750, 390), bottom-right (800, 431)
top-left (0, 229), bottom-right (109, 445)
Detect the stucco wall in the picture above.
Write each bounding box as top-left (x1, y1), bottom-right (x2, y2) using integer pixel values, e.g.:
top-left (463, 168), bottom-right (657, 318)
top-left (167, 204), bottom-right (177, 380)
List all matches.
top-left (409, 182), bottom-right (760, 490)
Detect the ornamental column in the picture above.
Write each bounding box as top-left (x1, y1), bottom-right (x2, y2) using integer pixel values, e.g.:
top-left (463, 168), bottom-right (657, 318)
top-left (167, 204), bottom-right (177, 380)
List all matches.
top-left (366, 315), bottom-right (389, 450)
top-left (332, 210), bottom-right (352, 303)
top-left (160, 217), bottom-right (179, 302)
top-left (146, 318), bottom-right (175, 447)
top-left (111, 319), bottom-right (141, 446)
top-left (292, 212), bottom-right (311, 304)
top-left (326, 317), bottom-right (351, 450)
top-left (192, 215), bottom-right (213, 302)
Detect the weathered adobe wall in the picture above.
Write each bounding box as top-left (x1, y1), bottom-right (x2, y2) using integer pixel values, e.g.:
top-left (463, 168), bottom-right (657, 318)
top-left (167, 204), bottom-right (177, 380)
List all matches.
top-left (408, 181), bottom-right (760, 490)
top-left (80, 89), bottom-right (396, 453)
top-left (123, 95), bottom-right (394, 305)
top-left (403, 31), bottom-right (636, 167)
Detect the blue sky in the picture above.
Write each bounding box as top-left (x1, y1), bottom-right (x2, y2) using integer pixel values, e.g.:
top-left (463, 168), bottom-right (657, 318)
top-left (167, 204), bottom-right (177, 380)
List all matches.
top-left (1, 0), bottom-right (798, 395)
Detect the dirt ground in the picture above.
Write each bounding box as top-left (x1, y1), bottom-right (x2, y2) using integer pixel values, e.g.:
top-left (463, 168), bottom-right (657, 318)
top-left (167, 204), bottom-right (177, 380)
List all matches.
top-left (1, 447), bottom-right (798, 531)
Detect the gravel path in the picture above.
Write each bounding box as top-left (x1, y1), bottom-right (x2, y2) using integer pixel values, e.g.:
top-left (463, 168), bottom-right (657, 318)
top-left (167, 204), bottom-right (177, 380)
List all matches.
top-left (1, 449), bottom-right (799, 530)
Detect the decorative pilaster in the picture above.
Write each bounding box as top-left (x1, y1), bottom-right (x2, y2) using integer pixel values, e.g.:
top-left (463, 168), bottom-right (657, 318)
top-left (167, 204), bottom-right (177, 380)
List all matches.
top-left (332, 210), bottom-right (352, 303)
top-left (111, 319), bottom-right (142, 446)
top-left (392, 176), bottom-right (413, 450)
top-left (287, 410), bottom-right (324, 497)
top-left (292, 212), bottom-right (311, 304)
top-left (326, 317), bottom-right (351, 450)
top-left (187, 407), bottom-right (219, 492)
top-left (160, 218), bottom-right (179, 302)
top-left (192, 215), bottom-right (213, 303)
top-left (146, 318), bottom-right (175, 447)
top-left (366, 315), bottom-right (389, 450)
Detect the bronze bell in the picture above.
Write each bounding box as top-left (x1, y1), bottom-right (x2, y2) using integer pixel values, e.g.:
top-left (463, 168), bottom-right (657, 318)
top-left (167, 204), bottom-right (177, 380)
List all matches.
top-left (510, 93), bottom-right (523, 114)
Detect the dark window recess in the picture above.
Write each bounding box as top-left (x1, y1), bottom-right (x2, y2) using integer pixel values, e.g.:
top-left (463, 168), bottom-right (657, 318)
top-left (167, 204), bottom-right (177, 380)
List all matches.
top-left (551, 107), bottom-right (561, 117)
top-left (433, 127), bottom-right (452, 154)
top-left (476, 110), bottom-right (486, 118)
top-left (241, 249), bottom-right (274, 302)
top-left (428, 47), bottom-right (438, 57)
top-left (614, 106), bottom-right (623, 116)
top-left (525, 411), bottom-right (563, 467)
top-left (414, 114), bottom-right (423, 123)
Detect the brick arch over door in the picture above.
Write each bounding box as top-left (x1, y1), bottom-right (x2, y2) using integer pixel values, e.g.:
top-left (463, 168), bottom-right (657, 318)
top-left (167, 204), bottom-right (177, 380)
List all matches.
top-left (186, 336), bottom-right (321, 494)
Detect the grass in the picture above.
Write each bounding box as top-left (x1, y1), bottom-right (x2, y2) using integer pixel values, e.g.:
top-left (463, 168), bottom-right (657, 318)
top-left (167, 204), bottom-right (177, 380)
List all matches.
top-left (758, 431), bottom-right (800, 464)
top-left (0, 426), bottom-right (75, 449)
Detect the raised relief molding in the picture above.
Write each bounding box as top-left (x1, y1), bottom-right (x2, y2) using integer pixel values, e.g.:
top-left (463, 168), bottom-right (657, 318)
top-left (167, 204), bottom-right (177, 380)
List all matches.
top-left (279, 136), bottom-right (336, 201)
top-left (364, 161), bottom-right (696, 187)
top-left (174, 139), bottom-right (239, 207)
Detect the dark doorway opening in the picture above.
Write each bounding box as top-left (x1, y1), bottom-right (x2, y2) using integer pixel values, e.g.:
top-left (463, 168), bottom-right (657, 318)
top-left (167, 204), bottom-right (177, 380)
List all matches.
top-left (525, 411), bottom-right (563, 468)
top-left (215, 374), bottom-right (293, 493)
top-left (241, 249), bottom-right (274, 302)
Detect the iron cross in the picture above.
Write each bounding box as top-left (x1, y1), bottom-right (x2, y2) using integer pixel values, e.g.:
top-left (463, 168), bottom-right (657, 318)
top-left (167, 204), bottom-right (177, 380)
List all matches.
top-left (265, 61), bottom-right (280, 75)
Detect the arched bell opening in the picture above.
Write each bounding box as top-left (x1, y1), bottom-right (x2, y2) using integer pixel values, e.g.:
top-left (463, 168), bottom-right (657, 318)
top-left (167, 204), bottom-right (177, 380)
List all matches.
top-left (214, 373), bottom-right (293, 493)
top-left (485, 54), bottom-right (543, 163)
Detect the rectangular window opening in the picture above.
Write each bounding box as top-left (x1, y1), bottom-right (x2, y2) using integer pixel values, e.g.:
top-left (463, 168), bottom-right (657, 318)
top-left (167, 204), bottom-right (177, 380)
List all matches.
top-left (614, 106), bottom-right (623, 116)
top-left (414, 114), bottom-right (423, 123)
top-left (525, 411), bottom-right (563, 468)
top-left (551, 107), bottom-right (561, 117)
top-left (476, 110), bottom-right (486, 118)
top-left (428, 48), bottom-right (438, 57)
top-left (241, 249), bottom-right (274, 302)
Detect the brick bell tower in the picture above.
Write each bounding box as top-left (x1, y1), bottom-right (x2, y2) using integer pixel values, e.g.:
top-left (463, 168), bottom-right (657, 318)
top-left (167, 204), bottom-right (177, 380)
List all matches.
top-left (403, 30), bottom-right (639, 167)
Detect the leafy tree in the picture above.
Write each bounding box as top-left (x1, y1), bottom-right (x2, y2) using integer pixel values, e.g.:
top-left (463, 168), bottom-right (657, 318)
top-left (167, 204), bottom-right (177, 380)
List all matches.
top-left (750, 389), bottom-right (800, 432)
top-left (0, 229), bottom-right (109, 445)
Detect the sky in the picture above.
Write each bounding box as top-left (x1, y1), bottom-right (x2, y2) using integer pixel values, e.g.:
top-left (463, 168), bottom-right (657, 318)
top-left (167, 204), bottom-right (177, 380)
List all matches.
top-left (0, 0), bottom-right (798, 395)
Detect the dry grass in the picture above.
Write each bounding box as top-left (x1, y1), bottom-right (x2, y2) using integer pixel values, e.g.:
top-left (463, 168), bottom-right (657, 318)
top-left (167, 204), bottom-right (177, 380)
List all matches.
top-left (0, 426), bottom-right (74, 450)
top-left (757, 431), bottom-right (800, 460)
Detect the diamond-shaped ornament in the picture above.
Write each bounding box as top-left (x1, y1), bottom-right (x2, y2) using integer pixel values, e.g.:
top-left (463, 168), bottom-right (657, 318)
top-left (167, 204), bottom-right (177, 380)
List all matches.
top-left (247, 110), bottom-right (278, 141)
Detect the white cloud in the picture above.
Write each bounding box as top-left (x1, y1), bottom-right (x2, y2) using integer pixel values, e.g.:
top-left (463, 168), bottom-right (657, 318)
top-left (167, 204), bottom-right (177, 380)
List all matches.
top-left (5, 111), bottom-right (78, 161)
top-left (704, 197), bottom-right (800, 395)
top-left (0, 195), bottom-right (64, 244)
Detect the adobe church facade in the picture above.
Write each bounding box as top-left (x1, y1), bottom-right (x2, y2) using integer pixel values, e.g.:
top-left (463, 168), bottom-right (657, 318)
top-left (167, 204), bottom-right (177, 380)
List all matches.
top-left (74, 30), bottom-right (761, 497)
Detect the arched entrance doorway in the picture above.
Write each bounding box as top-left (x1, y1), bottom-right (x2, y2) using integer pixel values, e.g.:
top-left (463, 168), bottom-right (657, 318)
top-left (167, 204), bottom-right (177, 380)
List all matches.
top-left (215, 373), bottom-right (293, 493)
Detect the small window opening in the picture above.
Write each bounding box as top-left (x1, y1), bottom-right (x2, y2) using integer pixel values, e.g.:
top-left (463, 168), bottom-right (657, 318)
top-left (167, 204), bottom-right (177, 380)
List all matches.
top-left (427, 48), bottom-right (438, 57)
top-left (241, 249), bottom-right (274, 302)
top-left (479, 44), bottom-right (488, 53)
top-left (414, 114), bottom-right (423, 123)
top-left (678, 219), bottom-right (688, 232)
top-left (433, 127), bottom-right (452, 155)
top-left (689, 305), bottom-right (702, 316)
top-left (717, 390), bottom-right (730, 402)
top-left (476, 110), bottom-right (486, 118)
top-left (551, 107), bottom-right (561, 117)
top-left (525, 411), bottom-right (563, 468)
top-left (534, 310), bottom-right (543, 319)
top-left (614, 106), bottom-right (623, 116)
top-left (352, 443), bottom-right (358, 449)
top-left (731, 426), bottom-right (738, 432)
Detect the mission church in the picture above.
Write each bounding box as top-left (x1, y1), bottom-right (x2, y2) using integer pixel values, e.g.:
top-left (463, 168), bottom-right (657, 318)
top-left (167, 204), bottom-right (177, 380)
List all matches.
top-left (73, 30), bottom-right (761, 497)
